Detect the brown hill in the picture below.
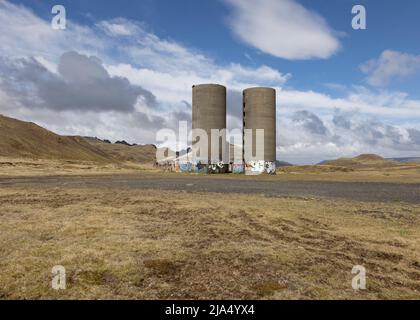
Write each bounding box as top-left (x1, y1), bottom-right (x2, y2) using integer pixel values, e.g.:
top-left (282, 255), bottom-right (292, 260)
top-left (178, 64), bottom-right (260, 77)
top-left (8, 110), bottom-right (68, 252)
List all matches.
top-left (354, 154), bottom-right (384, 161)
top-left (0, 115), bottom-right (158, 164)
top-left (83, 137), bottom-right (157, 164)
top-left (323, 154), bottom-right (400, 169)
top-left (0, 115), bottom-right (113, 162)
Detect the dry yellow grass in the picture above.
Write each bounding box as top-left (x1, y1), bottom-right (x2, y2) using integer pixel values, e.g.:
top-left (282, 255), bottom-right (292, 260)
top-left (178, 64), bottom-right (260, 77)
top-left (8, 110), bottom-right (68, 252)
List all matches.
top-left (276, 164), bottom-right (420, 183)
top-left (0, 157), bottom-right (156, 177)
top-left (0, 186), bottom-right (419, 299)
top-left (278, 154), bottom-right (420, 183)
top-left (275, 154), bottom-right (420, 184)
top-left (2, 156), bottom-right (420, 184)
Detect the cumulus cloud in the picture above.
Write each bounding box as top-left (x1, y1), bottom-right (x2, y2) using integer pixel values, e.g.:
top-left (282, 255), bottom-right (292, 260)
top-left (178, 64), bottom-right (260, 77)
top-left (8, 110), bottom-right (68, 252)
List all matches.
top-left (332, 114), bottom-right (351, 129)
top-left (408, 129), bottom-right (420, 145)
top-left (278, 110), bottom-right (420, 164)
top-left (0, 52), bottom-right (156, 112)
top-left (226, 90), bottom-right (243, 120)
top-left (360, 50), bottom-right (420, 86)
top-left (278, 87), bottom-right (420, 117)
top-left (107, 62), bottom-right (289, 106)
top-left (226, 90), bottom-right (243, 132)
top-left (102, 18), bottom-right (291, 104)
top-left (292, 110), bottom-right (328, 135)
top-left (225, 0), bottom-right (341, 60)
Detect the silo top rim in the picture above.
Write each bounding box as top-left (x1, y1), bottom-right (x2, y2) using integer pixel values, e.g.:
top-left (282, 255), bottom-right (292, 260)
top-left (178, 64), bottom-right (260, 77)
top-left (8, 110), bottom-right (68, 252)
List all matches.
top-left (192, 83), bottom-right (226, 89)
top-left (243, 87), bottom-right (276, 93)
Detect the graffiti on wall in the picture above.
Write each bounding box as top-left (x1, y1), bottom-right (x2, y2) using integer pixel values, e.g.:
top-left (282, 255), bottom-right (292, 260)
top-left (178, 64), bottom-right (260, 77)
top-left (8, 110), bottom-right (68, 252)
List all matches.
top-left (208, 162), bottom-right (227, 174)
top-left (245, 160), bottom-right (265, 175)
top-left (159, 159), bottom-right (275, 175)
top-left (194, 161), bottom-right (207, 173)
top-left (245, 161), bottom-right (276, 175)
top-left (265, 162), bottom-right (276, 175)
top-left (232, 163), bottom-right (244, 174)
top-left (179, 162), bottom-right (193, 172)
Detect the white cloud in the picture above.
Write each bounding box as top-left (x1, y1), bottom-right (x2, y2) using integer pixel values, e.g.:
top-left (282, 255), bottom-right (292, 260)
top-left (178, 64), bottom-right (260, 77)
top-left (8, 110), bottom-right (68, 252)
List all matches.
top-left (100, 17), bottom-right (291, 103)
top-left (0, 1), bottom-right (104, 62)
top-left (277, 110), bottom-right (420, 164)
top-left (360, 50), bottom-right (420, 86)
top-left (277, 87), bottom-right (420, 118)
top-left (107, 63), bottom-right (289, 105)
top-left (225, 0), bottom-right (341, 60)
top-left (97, 19), bottom-right (141, 36)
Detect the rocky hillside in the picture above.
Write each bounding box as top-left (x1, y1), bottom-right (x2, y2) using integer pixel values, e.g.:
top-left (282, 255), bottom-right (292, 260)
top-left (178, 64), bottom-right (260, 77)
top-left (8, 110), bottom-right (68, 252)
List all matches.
top-left (82, 137), bottom-right (157, 164)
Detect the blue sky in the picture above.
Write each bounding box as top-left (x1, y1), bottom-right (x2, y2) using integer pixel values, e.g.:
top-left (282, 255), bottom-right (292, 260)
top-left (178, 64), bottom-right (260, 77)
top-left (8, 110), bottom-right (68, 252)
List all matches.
top-left (1, 0), bottom-right (420, 163)
top-left (15, 0), bottom-right (420, 96)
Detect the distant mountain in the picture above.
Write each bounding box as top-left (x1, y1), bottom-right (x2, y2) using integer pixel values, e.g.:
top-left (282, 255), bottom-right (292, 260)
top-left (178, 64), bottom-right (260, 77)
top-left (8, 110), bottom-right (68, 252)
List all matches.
top-left (318, 154), bottom-right (400, 168)
top-left (276, 160), bottom-right (293, 167)
top-left (318, 154), bottom-right (420, 166)
top-left (386, 157), bottom-right (420, 163)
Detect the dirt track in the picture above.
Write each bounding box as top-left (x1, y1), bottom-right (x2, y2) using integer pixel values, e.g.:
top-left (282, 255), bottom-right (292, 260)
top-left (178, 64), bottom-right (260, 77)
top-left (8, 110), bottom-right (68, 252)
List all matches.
top-left (1, 173), bottom-right (420, 203)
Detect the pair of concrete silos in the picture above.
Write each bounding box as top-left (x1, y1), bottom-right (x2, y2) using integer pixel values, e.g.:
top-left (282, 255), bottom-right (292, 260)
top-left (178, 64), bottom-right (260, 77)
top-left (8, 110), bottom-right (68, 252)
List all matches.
top-left (192, 84), bottom-right (276, 175)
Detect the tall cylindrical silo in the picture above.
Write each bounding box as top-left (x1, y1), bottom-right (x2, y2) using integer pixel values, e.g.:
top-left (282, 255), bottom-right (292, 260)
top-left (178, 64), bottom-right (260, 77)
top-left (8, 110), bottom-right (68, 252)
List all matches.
top-left (243, 87), bottom-right (276, 175)
top-left (192, 84), bottom-right (228, 173)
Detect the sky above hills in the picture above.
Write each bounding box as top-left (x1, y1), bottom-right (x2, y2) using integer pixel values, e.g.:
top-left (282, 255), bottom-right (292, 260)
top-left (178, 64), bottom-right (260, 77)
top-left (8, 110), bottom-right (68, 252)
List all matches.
top-left (1, 0), bottom-right (420, 164)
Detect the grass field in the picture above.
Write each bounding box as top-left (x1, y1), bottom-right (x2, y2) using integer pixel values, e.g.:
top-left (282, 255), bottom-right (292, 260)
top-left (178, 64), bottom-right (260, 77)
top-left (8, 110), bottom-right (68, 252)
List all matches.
top-left (0, 157), bottom-right (153, 177)
top-left (276, 163), bottom-right (420, 183)
top-left (1, 185), bottom-right (419, 299)
top-left (2, 156), bottom-right (420, 184)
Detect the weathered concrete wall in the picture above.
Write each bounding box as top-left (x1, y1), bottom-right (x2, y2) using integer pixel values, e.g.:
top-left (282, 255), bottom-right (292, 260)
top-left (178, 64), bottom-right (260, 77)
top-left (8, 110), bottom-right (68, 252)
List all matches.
top-left (243, 87), bottom-right (276, 175)
top-left (192, 84), bottom-right (227, 164)
top-left (243, 87), bottom-right (276, 162)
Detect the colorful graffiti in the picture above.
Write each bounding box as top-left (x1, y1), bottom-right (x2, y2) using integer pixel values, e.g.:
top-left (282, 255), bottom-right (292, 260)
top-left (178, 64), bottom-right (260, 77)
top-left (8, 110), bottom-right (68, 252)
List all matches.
top-left (232, 163), bottom-right (244, 174)
top-left (194, 161), bottom-right (207, 173)
top-left (208, 162), bottom-right (227, 174)
top-left (265, 161), bottom-right (276, 175)
top-left (245, 161), bottom-right (276, 175)
top-left (208, 164), bottom-right (217, 174)
top-left (179, 162), bottom-right (193, 172)
top-left (160, 159), bottom-right (275, 175)
top-left (245, 160), bottom-right (265, 175)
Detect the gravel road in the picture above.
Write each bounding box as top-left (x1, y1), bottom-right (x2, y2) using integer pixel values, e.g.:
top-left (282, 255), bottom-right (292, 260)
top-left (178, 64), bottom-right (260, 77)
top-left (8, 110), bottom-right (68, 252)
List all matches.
top-left (1, 174), bottom-right (420, 203)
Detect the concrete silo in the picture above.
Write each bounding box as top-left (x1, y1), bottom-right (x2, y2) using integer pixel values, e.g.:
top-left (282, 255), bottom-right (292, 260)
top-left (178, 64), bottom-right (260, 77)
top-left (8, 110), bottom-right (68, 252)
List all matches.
top-left (192, 84), bottom-right (228, 173)
top-left (243, 87), bottom-right (277, 175)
